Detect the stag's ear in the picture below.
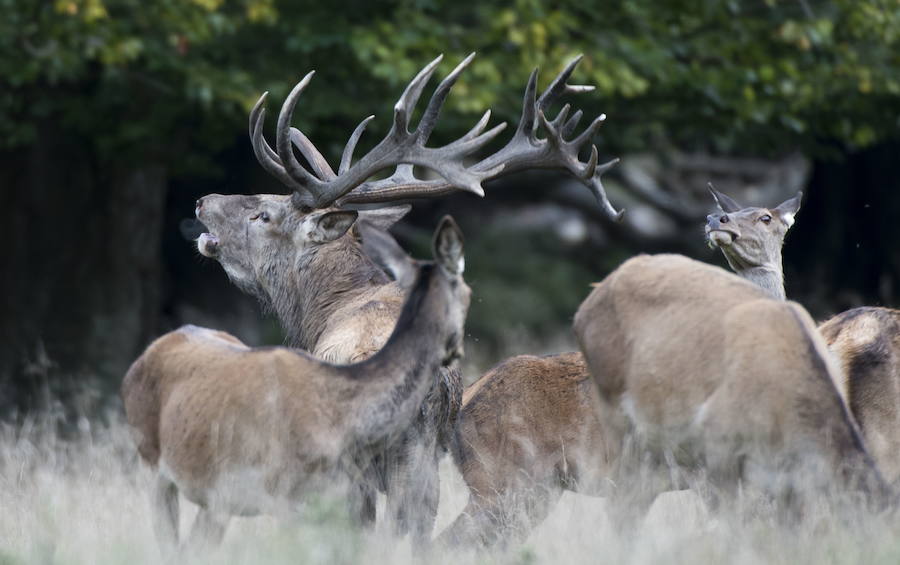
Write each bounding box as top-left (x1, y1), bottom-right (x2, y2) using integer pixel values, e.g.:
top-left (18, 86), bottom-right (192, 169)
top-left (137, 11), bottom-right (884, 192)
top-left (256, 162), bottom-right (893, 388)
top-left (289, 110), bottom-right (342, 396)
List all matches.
top-left (358, 221), bottom-right (417, 288)
top-left (433, 215), bottom-right (464, 275)
top-left (774, 191), bottom-right (802, 227)
top-left (309, 210), bottom-right (359, 243)
top-left (707, 183), bottom-right (743, 213)
top-left (356, 205), bottom-right (412, 231)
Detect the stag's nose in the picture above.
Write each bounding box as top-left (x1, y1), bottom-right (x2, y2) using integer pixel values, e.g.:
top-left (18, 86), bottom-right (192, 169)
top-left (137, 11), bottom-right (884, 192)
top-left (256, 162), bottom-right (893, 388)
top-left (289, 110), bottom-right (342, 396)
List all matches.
top-left (196, 197), bottom-right (204, 210)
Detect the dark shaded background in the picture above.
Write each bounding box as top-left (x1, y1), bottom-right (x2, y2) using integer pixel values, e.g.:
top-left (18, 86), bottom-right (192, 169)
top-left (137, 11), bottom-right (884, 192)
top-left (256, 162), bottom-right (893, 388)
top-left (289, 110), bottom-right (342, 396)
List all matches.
top-left (1, 0), bottom-right (898, 417)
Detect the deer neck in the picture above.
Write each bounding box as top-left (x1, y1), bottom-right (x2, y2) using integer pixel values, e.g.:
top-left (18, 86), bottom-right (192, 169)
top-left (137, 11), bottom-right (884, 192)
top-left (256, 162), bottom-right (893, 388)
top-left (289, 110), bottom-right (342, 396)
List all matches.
top-left (269, 236), bottom-right (391, 350)
top-left (730, 259), bottom-right (786, 301)
top-left (344, 264), bottom-right (449, 446)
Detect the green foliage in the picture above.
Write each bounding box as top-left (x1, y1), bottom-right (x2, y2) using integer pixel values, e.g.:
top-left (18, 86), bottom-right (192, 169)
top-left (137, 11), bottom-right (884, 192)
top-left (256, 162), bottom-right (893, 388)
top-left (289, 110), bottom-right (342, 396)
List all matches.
top-left (1, 0), bottom-right (898, 172)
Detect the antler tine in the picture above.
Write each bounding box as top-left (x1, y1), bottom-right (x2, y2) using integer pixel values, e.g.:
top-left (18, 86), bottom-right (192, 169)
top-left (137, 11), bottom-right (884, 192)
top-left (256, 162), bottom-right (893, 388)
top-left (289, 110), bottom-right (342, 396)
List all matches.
top-left (550, 104), bottom-right (572, 130)
top-left (517, 69), bottom-right (539, 136)
top-left (571, 114), bottom-right (607, 149)
top-left (417, 52), bottom-right (476, 143)
top-left (339, 115), bottom-right (374, 175)
top-left (459, 109), bottom-right (493, 142)
top-left (561, 109), bottom-right (583, 138)
top-left (249, 93), bottom-right (283, 167)
top-left (392, 54), bottom-right (444, 135)
top-left (276, 71), bottom-right (324, 192)
top-left (537, 54), bottom-right (594, 113)
top-left (290, 128), bottom-right (336, 180)
top-left (249, 105), bottom-right (310, 194)
top-left (587, 161), bottom-right (625, 221)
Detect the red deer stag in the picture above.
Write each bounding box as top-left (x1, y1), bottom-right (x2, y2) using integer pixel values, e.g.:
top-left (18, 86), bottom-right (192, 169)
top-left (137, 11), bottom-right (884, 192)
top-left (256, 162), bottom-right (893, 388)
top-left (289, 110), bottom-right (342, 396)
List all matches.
top-left (192, 53), bottom-right (622, 542)
top-left (122, 217), bottom-right (470, 554)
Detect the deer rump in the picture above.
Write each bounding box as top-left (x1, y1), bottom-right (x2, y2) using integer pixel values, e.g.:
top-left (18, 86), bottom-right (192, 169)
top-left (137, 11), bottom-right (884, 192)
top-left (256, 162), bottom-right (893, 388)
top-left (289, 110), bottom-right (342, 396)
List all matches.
top-left (574, 254), bottom-right (889, 508)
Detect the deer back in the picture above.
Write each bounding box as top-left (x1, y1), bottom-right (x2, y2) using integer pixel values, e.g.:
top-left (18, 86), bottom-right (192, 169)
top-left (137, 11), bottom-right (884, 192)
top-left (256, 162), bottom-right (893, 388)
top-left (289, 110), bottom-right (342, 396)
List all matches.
top-left (574, 254), bottom-right (876, 483)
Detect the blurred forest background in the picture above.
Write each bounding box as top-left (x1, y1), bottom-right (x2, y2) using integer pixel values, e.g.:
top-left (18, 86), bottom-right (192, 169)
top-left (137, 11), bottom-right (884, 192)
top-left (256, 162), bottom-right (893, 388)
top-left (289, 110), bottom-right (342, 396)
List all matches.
top-left (1, 0), bottom-right (898, 417)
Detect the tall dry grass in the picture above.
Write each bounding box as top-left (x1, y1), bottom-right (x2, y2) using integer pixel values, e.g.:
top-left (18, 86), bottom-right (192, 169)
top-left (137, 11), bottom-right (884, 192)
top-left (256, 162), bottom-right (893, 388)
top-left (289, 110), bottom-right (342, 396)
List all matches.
top-left (2, 411), bottom-right (900, 565)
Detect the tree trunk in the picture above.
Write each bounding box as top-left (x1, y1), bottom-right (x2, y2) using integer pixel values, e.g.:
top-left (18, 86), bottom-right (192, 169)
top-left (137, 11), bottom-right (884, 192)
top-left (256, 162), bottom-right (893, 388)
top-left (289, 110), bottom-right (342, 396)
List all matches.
top-left (0, 128), bottom-right (166, 417)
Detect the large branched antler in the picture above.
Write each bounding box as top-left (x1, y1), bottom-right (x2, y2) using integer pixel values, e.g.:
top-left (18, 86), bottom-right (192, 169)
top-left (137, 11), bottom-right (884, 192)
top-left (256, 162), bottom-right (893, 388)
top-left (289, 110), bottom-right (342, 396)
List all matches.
top-left (250, 54), bottom-right (623, 219)
top-left (250, 54), bottom-right (506, 209)
top-left (339, 56), bottom-right (623, 220)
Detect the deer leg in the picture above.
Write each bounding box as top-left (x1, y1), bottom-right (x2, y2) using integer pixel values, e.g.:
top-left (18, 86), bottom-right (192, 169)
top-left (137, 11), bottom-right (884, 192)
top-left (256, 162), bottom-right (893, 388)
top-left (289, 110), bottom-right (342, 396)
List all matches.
top-left (385, 432), bottom-right (440, 548)
top-left (184, 508), bottom-right (229, 554)
top-left (151, 475), bottom-right (179, 560)
top-left (347, 480), bottom-right (377, 527)
top-left (604, 437), bottom-right (672, 539)
top-left (439, 483), bottom-right (563, 550)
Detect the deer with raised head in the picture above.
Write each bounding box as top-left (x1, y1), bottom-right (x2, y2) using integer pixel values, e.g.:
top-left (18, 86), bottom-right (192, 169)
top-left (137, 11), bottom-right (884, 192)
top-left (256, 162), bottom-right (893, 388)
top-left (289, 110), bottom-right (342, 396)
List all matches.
top-left (191, 54), bottom-right (622, 543)
top-left (122, 217), bottom-right (470, 554)
top-left (573, 253), bottom-right (894, 521)
top-left (705, 184), bottom-right (801, 301)
top-left (706, 186), bottom-right (900, 484)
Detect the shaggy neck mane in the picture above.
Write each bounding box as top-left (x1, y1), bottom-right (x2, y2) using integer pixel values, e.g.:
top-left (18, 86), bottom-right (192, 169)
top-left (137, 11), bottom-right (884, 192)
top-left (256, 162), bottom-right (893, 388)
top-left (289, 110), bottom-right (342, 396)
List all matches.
top-left (269, 235), bottom-right (391, 350)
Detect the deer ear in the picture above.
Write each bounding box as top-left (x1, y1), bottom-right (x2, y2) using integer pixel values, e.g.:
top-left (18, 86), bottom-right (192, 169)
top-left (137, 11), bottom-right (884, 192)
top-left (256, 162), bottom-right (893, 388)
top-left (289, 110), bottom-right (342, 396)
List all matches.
top-left (433, 215), bottom-right (465, 275)
top-left (356, 205), bottom-right (412, 231)
top-left (309, 210), bottom-right (359, 243)
top-left (358, 220), bottom-right (417, 288)
top-left (707, 183), bottom-right (743, 213)
top-left (774, 191), bottom-right (802, 227)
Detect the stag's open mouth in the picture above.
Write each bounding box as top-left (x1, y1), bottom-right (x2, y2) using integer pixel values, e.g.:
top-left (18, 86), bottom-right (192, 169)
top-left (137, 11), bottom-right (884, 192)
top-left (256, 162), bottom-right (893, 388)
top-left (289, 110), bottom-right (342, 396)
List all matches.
top-left (706, 228), bottom-right (738, 249)
top-left (197, 232), bottom-right (220, 257)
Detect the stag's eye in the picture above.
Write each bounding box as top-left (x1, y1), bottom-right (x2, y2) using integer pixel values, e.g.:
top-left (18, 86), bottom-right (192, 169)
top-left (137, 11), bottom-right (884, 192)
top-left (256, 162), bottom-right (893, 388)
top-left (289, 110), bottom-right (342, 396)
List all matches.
top-left (759, 214), bottom-right (772, 224)
top-left (250, 212), bottom-right (271, 223)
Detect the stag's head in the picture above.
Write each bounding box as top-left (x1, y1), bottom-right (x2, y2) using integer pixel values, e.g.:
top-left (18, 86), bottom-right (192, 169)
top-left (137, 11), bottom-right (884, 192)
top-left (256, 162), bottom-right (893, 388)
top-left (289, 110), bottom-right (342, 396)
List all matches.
top-left (705, 184), bottom-right (802, 271)
top-left (195, 53), bottom-right (622, 299)
top-left (195, 193), bottom-right (413, 296)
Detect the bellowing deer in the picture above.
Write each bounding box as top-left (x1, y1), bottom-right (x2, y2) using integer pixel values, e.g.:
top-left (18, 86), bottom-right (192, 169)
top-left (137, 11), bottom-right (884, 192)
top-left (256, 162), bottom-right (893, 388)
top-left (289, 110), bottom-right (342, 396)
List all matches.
top-left (121, 217), bottom-right (470, 553)
top-left (192, 53), bottom-right (622, 541)
top-left (574, 253), bottom-right (893, 519)
top-left (707, 186), bottom-right (900, 484)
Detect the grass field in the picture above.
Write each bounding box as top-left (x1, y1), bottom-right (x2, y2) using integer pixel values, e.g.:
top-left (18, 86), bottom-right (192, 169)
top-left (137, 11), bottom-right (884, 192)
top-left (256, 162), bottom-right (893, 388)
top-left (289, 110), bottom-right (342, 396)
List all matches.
top-left (2, 412), bottom-right (900, 565)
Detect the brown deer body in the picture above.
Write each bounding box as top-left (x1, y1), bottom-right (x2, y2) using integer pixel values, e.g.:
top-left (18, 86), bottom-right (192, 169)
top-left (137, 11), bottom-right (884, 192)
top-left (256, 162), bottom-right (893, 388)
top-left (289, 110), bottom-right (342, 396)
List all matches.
top-left (441, 352), bottom-right (611, 546)
top-left (574, 254), bottom-right (892, 517)
top-left (707, 187), bottom-right (900, 484)
top-left (819, 307), bottom-right (900, 483)
top-left (122, 218), bottom-right (470, 553)
top-left (191, 54), bottom-right (621, 541)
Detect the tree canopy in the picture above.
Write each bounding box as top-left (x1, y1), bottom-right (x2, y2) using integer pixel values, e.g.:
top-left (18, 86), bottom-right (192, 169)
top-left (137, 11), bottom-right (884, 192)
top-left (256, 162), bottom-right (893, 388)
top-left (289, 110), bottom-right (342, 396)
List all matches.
top-left (2, 0), bottom-right (898, 174)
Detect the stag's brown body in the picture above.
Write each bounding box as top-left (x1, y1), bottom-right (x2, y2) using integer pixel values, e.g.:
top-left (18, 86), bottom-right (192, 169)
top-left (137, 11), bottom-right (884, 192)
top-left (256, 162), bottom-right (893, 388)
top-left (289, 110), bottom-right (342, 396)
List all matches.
top-left (574, 254), bottom-right (891, 514)
top-left (442, 352), bottom-right (612, 546)
top-left (122, 220), bottom-right (470, 551)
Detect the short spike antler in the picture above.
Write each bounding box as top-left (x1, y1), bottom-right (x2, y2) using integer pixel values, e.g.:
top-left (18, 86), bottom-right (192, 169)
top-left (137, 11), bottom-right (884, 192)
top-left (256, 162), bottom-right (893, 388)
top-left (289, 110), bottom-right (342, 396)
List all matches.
top-left (249, 54), bottom-right (623, 220)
